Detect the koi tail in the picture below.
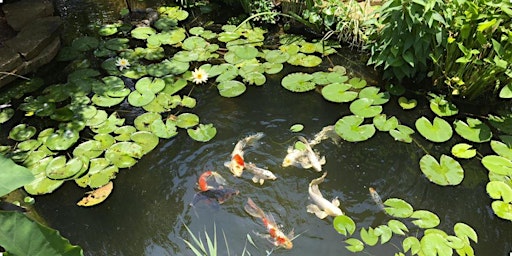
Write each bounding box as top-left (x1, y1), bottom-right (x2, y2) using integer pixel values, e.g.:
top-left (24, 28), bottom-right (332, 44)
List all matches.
top-left (211, 172), bottom-right (227, 186)
top-left (244, 197), bottom-right (265, 219)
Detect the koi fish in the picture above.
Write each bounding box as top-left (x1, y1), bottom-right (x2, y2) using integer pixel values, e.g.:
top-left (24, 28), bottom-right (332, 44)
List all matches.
top-left (245, 162), bottom-right (277, 185)
top-left (307, 172), bottom-right (343, 219)
top-left (197, 170), bottom-right (226, 191)
top-left (244, 197), bottom-right (293, 249)
top-left (369, 187), bottom-right (385, 211)
top-left (224, 132), bottom-right (264, 177)
top-left (190, 187), bottom-right (239, 207)
top-left (309, 125), bottom-right (340, 146)
top-left (282, 145), bottom-right (325, 169)
top-left (298, 136), bottom-right (324, 172)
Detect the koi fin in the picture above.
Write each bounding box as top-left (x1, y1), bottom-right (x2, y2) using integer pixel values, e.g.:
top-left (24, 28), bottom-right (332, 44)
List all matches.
top-left (252, 176), bottom-right (264, 185)
top-left (211, 172), bottom-right (227, 186)
top-left (319, 156), bottom-right (326, 165)
top-left (332, 197), bottom-right (340, 207)
top-left (307, 204), bottom-right (328, 219)
top-left (244, 197), bottom-right (265, 219)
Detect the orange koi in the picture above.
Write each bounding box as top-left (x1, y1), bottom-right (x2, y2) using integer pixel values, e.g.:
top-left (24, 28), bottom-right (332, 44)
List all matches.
top-left (197, 170), bottom-right (226, 191)
top-left (244, 197), bottom-right (293, 250)
top-left (224, 133), bottom-right (264, 177)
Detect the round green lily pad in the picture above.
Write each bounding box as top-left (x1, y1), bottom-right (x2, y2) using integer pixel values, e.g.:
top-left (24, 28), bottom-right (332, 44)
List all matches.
top-left (91, 94), bottom-right (126, 107)
top-left (264, 50), bottom-right (290, 63)
top-left (150, 119), bottom-right (178, 139)
top-left (86, 109), bottom-right (108, 127)
top-left (72, 36), bottom-right (99, 52)
top-left (44, 129), bottom-right (79, 151)
top-left (105, 142), bottom-right (143, 168)
top-left (9, 124), bottom-right (36, 141)
top-left (481, 155), bottom-right (512, 176)
top-left (290, 124), bottom-right (304, 132)
top-left (24, 172), bottom-right (64, 195)
top-left (349, 98), bottom-right (382, 118)
top-left (335, 115), bottom-right (376, 142)
top-left (176, 113), bottom-right (199, 128)
top-left (383, 198), bottom-right (414, 218)
top-left (45, 156), bottom-right (85, 180)
top-left (134, 112), bottom-right (162, 131)
top-left (217, 80), bottom-right (246, 97)
top-left (182, 36), bottom-right (208, 50)
top-left (131, 131), bottom-right (159, 154)
top-left (242, 72), bottom-right (266, 86)
top-left (93, 133), bottom-right (115, 150)
top-left (321, 83), bottom-right (358, 103)
top-left (0, 108), bottom-right (14, 123)
top-left (262, 62), bottom-right (283, 74)
top-left (181, 95), bottom-right (196, 108)
top-left (131, 26), bottom-right (156, 39)
top-left (358, 86), bottom-right (390, 105)
top-left (451, 143), bottom-right (476, 159)
top-left (187, 123), bottom-right (217, 142)
top-left (98, 24), bottom-right (119, 36)
top-left (429, 95), bottom-right (458, 117)
top-left (17, 139), bottom-right (42, 151)
top-left (128, 91), bottom-right (155, 107)
top-left (415, 116), bottom-right (453, 143)
top-left (454, 118), bottom-right (492, 143)
top-left (299, 55), bottom-right (322, 67)
top-left (411, 210), bottom-right (440, 229)
top-left (491, 201), bottom-right (512, 220)
top-left (373, 114), bottom-right (399, 132)
top-left (419, 154), bottom-right (464, 185)
top-left (398, 97), bottom-right (417, 109)
top-left (135, 77), bottom-right (165, 94)
top-left (281, 73), bottom-right (316, 92)
top-left (73, 140), bottom-right (104, 158)
top-left (233, 45), bottom-right (259, 60)
top-left (348, 77), bottom-right (367, 89)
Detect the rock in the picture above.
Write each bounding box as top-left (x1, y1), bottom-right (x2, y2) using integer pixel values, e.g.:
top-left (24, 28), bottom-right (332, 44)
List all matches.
top-left (0, 46), bottom-right (22, 72)
top-left (2, 0), bottom-right (54, 31)
top-left (4, 16), bottom-right (62, 60)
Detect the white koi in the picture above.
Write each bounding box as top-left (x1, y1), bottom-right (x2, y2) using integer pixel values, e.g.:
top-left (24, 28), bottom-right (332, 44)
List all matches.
top-left (224, 132), bottom-right (264, 177)
top-left (245, 162), bottom-right (277, 185)
top-left (307, 172), bottom-right (343, 219)
top-left (298, 136), bottom-right (323, 172)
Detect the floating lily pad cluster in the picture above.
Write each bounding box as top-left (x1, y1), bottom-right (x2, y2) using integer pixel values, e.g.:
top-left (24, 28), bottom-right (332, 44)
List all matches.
top-left (334, 198), bottom-right (478, 255)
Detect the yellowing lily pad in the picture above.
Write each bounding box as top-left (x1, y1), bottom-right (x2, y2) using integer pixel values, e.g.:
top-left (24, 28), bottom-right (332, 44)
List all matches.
top-left (217, 80), bottom-right (246, 97)
top-left (398, 97), bottom-right (417, 109)
top-left (176, 113), bottom-right (199, 128)
top-left (454, 118), bottom-right (492, 143)
top-left (187, 123), bottom-right (217, 142)
top-left (451, 143), bottom-right (476, 159)
top-left (281, 73), bottom-right (316, 92)
top-left (415, 116), bottom-right (453, 143)
top-left (419, 154), bottom-right (464, 185)
top-left (335, 115), bottom-right (376, 142)
top-left (77, 181), bottom-right (113, 207)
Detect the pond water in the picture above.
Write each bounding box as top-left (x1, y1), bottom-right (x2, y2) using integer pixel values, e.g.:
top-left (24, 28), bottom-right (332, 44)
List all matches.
top-left (16, 0), bottom-right (512, 255)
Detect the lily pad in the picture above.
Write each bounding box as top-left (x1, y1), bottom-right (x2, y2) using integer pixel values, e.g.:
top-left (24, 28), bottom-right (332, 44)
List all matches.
top-left (373, 114), bottom-right (399, 132)
top-left (72, 36), bottom-right (99, 52)
top-left (491, 200), bottom-right (512, 220)
top-left (321, 83), bottom-right (358, 103)
top-left (94, 134), bottom-right (115, 150)
top-left (135, 77), bottom-right (165, 94)
top-left (150, 119), bottom-right (178, 139)
top-left (217, 80), bottom-right (246, 97)
top-left (419, 154), bottom-right (464, 185)
top-left (481, 155), bottom-right (512, 176)
top-left (451, 143), bottom-right (476, 159)
top-left (281, 73), bottom-right (316, 92)
top-left (242, 72), bottom-right (266, 86)
top-left (134, 112), bottom-right (162, 131)
top-left (383, 198), bottom-right (414, 218)
top-left (176, 113), bottom-right (199, 128)
top-left (181, 95), bottom-right (196, 108)
top-left (333, 215), bottom-right (356, 236)
top-left (415, 116), bottom-right (453, 143)
top-left (131, 27), bottom-right (156, 39)
top-left (411, 210), bottom-right (440, 228)
top-left (429, 94), bottom-right (458, 117)
top-left (44, 129), bottom-right (79, 151)
top-left (105, 142), bottom-right (143, 168)
top-left (9, 124), bottom-right (36, 141)
top-left (73, 140), bottom-right (104, 158)
top-left (131, 131), bottom-right (159, 154)
top-left (486, 181), bottom-right (512, 202)
top-left (162, 78), bottom-right (188, 95)
top-left (421, 233), bottom-right (453, 256)
top-left (187, 123), bottom-right (217, 142)
top-left (349, 98), bottom-right (382, 118)
top-left (490, 140), bottom-right (512, 159)
top-left (0, 108), bottom-right (14, 123)
top-left (345, 238), bottom-right (364, 253)
top-left (264, 50), bottom-right (290, 63)
top-left (388, 219), bottom-right (409, 235)
top-left (45, 156), bottom-right (86, 180)
top-left (398, 97), bottom-right (417, 109)
top-left (403, 237), bottom-right (421, 254)
top-left (24, 172), bottom-right (64, 195)
top-left (233, 45), bottom-right (259, 60)
top-left (334, 115), bottom-right (376, 142)
top-left (374, 225), bottom-right (392, 244)
top-left (348, 77), bottom-right (367, 89)
top-left (91, 94), bottom-right (126, 107)
top-left (290, 124), bottom-right (304, 132)
top-left (454, 118), bottom-right (492, 143)
top-left (454, 222), bottom-right (478, 244)
top-left (128, 91), bottom-right (155, 107)
top-left (358, 86), bottom-right (390, 105)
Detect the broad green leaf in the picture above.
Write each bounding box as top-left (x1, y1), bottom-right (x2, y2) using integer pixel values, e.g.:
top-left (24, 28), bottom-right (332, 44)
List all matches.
top-left (345, 238), bottom-right (364, 252)
top-left (398, 96), bottom-right (417, 109)
top-left (321, 83), bottom-right (358, 103)
top-left (454, 118), bottom-right (492, 143)
top-left (187, 123), bottom-right (217, 142)
top-left (360, 227), bottom-right (379, 246)
top-left (410, 210), bottom-right (440, 228)
top-left (374, 225), bottom-right (392, 244)
top-left (281, 73), bottom-right (316, 92)
top-left (290, 124), bottom-right (304, 132)
top-left (429, 95), bottom-right (458, 117)
top-left (0, 211), bottom-right (84, 256)
top-left (491, 200), bottom-right (512, 220)
top-left (486, 181), bottom-right (512, 203)
top-left (9, 124), bottom-right (36, 141)
top-left (358, 86), bottom-right (390, 105)
top-left (454, 222), bottom-right (478, 244)
top-left (373, 114), bottom-right (399, 132)
top-left (131, 26), bottom-right (156, 39)
top-left (349, 98), bottom-right (382, 118)
top-left (334, 115), bottom-right (376, 142)
top-left (24, 172), bottom-right (64, 195)
top-left (490, 140), bottom-right (512, 160)
top-left (45, 129), bottom-right (80, 151)
top-left (150, 119), bottom-right (178, 139)
top-left (217, 80), bottom-right (246, 97)
top-left (403, 236), bottom-right (420, 254)
top-left (420, 233), bottom-right (453, 256)
top-left (134, 112), bottom-right (161, 131)
top-left (333, 215), bottom-right (356, 236)
top-left (451, 143), bottom-right (476, 159)
top-left (72, 36), bottom-right (99, 52)
top-left (176, 113), bottom-right (199, 128)
top-left (389, 125), bottom-right (414, 143)
top-left (419, 154), bottom-right (464, 186)
top-left (481, 155), bottom-right (512, 176)
top-left (415, 116), bottom-right (453, 143)
top-left (0, 155), bottom-right (35, 197)
top-left (383, 198), bottom-right (414, 218)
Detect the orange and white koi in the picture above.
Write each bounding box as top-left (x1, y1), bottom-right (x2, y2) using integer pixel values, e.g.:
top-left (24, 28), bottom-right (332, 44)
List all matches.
top-left (307, 172), bottom-right (343, 219)
top-left (224, 132), bottom-right (264, 177)
top-left (245, 162), bottom-right (277, 185)
top-left (244, 197), bottom-right (294, 250)
top-left (197, 170), bottom-right (227, 191)
top-left (369, 187), bottom-right (385, 211)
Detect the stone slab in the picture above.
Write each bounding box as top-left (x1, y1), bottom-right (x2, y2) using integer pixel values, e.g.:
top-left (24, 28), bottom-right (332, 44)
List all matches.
top-left (18, 37), bottom-right (61, 76)
top-left (2, 0), bottom-right (54, 31)
top-left (4, 16), bottom-right (62, 60)
top-left (0, 46), bottom-right (22, 72)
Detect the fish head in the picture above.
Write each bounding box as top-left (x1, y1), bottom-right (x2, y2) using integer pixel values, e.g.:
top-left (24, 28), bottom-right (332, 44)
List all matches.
top-left (282, 156), bottom-right (293, 167)
top-left (277, 237), bottom-right (293, 249)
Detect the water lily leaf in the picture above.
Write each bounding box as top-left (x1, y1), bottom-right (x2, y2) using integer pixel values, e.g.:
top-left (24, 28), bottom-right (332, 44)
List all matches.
top-left (403, 237), bottom-right (421, 254)
top-left (91, 94), bottom-right (126, 107)
top-left (189, 26), bottom-right (204, 35)
top-left (94, 134), bottom-right (115, 150)
top-left (419, 154), bottom-right (464, 185)
top-left (333, 215), bottom-right (356, 236)
top-left (242, 72), bottom-right (266, 86)
top-left (45, 129), bottom-right (79, 151)
top-left (345, 238), bottom-right (364, 252)
top-left (451, 143), bottom-right (476, 159)
top-left (17, 140), bottom-right (42, 151)
top-left (154, 17), bottom-right (178, 31)
top-left (300, 55), bottom-right (322, 67)
top-left (24, 172), bottom-right (64, 195)
top-left (299, 42), bottom-right (316, 53)
top-left (383, 198), bottom-right (414, 218)
top-left (45, 156), bottom-right (86, 180)
top-left (234, 45), bottom-right (259, 60)
top-left (335, 115), bottom-right (376, 142)
top-left (281, 73), bottom-right (315, 92)
top-left (187, 123), bottom-right (217, 142)
top-left (77, 181), bottom-right (113, 207)
top-left (486, 181), bottom-right (512, 202)
top-left (215, 65), bottom-right (238, 83)
top-left (311, 71), bottom-right (330, 85)
top-left (218, 31), bottom-right (240, 42)
top-left (131, 131), bottom-right (159, 154)
top-left (176, 113), bottom-right (199, 128)
top-left (373, 114), bottom-right (399, 132)
top-left (86, 109), bottom-right (108, 127)
top-left (358, 86), bottom-right (390, 105)
top-left (181, 95), bottom-right (196, 108)
top-left (135, 77), bottom-right (165, 94)
top-left (411, 210), bottom-right (440, 228)
top-left (348, 77), bottom-right (367, 89)
top-left (360, 227), bottom-right (378, 246)
top-left (321, 83), bottom-right (358, 103)
top-left (104, 38), bottom-right (129, 51)
top-left (387, 219), bottom-right (408, 235)
top-left (482, 155), bottom-right (512, 176)
top-left (150, 119), bottom-right (178, 139)
top-left (0, 108), bottom-right (14, 123)
top-left (182, 36), bottom-right (208, 50)
top-left (173, 50), bottom-right (199, 62)
top-left (290, 124), bottom-right (304, 133)
top-left (326, 72), bottom-right (348, 84)
top-left (454, 222), bottom-right (478, 244)
top-left (264, 50), bottom-right (290, 63)
top-left (490, 140), bottom-right (512, 159)
top-left (72, 36), bottom-right (99, 52)
top-left (421, 233), bottom-right (453, 256)
top-left (349, 98), bottom-right (382, 118)
top-left (98, 24), bottom-right (119, 36)
top-left (159, 6), bottom-right (189, 20)
top-left (415, 116), bottom-right (453, 143)
top-left (491, 200), bottom-right (512, 220)
top-left (131, 26), bottom-right (156, 39)
top-left (128, 91), bottom-right (155, 107)
top-left (105, 142), bottom-right (143, 168)
top-left (134, 112), bottom-right (162, 131)
top-left (90, 113), bottom-right (124, 134)
top-left (73, 140), bottom-right (104, 158)
top-left (217, 80), bottom-right (246, 97)
top-left (0, 155), bottom-right (35, 197)
top-left (163, 78), bottom-right (188, 95)
top-left (454, 118), bottom-right (492, 143)
top-left (398, 96), bottom-right (417, 109)
top-left (144, 46), bottom-right (165, 60)
top-left (430, 96), bottom-right (458, 117)
top-left (9, 124), bottom-right (36, 141)
top-left (374, 225), bottom-right (392, 244)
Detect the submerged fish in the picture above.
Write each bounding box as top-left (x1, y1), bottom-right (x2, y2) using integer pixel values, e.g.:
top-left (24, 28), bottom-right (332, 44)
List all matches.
top-left (224, 133), bottom-right (264, 177)
top-left (282, 144), bottom-right (325, 170)
top-left (298, 136), bottom-right (324, 172)
top-left (309, 125), bottom-right (340, 146)
top-left (197, 170), bottom-right (226, 191)
top-left (369, 187), bottom-right (385, 211)
top-left (244, 197), bottom-right (294, 249)
top-left (245, 162), bottom-right (277, 185)
top-left (190, 187), bottom-right (239, 207)
top-left (307, 172), bottom-right (343, 219)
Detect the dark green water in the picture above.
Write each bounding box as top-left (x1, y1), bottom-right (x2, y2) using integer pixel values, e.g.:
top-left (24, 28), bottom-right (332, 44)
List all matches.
top-left (23, 0), bottom-right (512, 255)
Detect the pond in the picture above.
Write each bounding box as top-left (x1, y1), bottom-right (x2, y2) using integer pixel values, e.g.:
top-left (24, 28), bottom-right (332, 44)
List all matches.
top-left (9, 0), bottom-right (512, 255)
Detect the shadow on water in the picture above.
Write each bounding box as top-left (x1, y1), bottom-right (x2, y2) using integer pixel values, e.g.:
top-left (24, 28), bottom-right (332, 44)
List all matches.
top-left (24, 0), bottom-right (512, 255)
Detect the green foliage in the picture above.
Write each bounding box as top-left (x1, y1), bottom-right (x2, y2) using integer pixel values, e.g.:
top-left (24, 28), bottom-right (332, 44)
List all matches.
top-left (0, 155), bottom-right (35, 197)
top-left (367, 0), bottom-right (447, 81)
